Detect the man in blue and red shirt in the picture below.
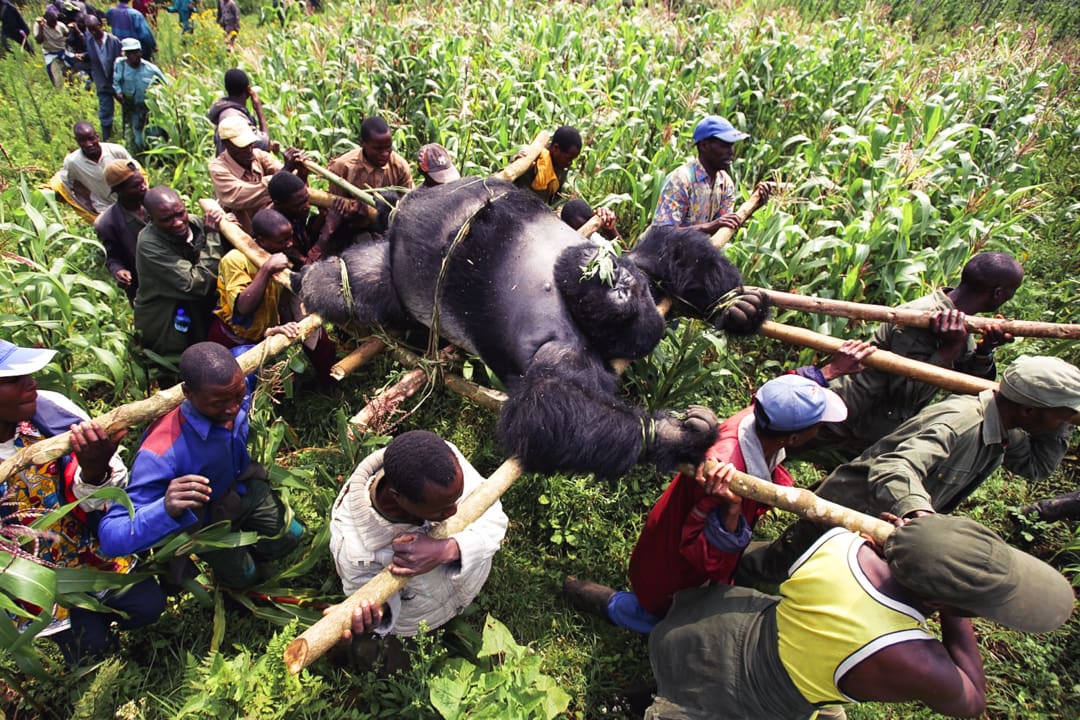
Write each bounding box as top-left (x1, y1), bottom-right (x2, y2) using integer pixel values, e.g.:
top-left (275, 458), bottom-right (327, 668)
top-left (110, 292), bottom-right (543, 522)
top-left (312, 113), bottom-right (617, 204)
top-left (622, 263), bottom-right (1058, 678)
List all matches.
top-left (98, 342), bottom-right (302, 588)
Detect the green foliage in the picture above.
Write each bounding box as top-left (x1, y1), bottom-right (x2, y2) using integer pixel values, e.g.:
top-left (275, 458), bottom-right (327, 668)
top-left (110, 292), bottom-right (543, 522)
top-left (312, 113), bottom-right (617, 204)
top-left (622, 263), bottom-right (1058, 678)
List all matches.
top-left (429, 616), bottom-right (571, 720)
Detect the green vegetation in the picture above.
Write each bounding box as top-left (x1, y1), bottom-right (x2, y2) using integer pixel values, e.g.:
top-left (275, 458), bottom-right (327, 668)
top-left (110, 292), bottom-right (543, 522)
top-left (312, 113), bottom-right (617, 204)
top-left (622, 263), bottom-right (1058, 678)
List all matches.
top-left (2, 0), bottom-right (1079, 718)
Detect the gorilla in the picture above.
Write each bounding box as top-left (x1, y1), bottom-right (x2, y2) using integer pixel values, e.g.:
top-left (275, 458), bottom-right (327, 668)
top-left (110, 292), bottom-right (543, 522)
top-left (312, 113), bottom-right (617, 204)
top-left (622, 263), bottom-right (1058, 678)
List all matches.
top-left (294, 178), bottom-right (769, 479)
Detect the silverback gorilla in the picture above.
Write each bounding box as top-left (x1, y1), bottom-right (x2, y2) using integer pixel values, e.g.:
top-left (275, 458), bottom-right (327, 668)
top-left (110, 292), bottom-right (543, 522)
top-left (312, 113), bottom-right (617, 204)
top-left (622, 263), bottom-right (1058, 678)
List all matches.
top-left (294, 178), bottom-right (769, 478)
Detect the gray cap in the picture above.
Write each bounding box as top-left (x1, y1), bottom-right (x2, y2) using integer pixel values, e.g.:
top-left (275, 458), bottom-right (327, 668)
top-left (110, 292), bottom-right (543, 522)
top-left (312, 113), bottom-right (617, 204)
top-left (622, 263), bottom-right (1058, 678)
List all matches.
top-left (999, 355), bottom-right (1080, 412)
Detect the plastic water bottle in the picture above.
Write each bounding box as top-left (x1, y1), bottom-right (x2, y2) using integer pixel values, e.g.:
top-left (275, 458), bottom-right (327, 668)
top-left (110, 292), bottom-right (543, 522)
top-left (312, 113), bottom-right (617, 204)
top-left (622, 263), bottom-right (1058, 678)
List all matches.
top-left (173, 308), bottom-right (191, 334)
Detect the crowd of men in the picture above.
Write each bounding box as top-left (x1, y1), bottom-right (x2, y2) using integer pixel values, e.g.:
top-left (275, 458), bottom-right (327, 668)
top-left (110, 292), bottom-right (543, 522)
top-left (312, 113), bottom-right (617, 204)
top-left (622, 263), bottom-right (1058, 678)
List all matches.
top-left (2, 32), bottom-right (1077, 716)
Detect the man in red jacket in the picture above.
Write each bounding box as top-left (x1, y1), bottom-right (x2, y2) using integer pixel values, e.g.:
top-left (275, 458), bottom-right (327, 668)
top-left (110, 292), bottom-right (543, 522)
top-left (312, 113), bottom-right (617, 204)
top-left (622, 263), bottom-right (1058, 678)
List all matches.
top-left (565, 346), bottom-right (869, 632)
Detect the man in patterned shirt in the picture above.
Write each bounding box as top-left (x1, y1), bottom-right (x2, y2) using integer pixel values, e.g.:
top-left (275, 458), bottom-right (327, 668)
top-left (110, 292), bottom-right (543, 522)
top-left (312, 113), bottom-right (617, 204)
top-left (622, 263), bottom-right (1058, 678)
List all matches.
top-left (652, 115), bottom-right (763, 235)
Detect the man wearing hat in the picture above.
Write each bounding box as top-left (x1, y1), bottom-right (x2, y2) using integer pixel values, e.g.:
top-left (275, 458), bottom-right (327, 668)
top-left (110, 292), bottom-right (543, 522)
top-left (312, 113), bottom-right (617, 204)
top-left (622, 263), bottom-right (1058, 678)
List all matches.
top-left (94, 158), bottom-right (148, 301)
top-left (209, 116), bottom-right (307, 235)
top-left (652, 114), bottom-right (765, 235)
top-left (416, 143), bottom-right (460, 188)
top-left (0, 340), bottom-right (165, 666)
top-left (564, 343), bottom-right (873, 632)
top-left (744, 354), bottom-right (1080, 584)
top-left (646, 513), bottom-right (1074, 719)
top-left (111, 36), bottom-right (166, 152)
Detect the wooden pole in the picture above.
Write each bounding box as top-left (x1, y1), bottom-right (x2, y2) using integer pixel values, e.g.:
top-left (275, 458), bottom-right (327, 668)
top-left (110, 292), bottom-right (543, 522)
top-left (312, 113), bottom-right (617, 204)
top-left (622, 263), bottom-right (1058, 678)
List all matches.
top-left (576, 215), bottom-right (603, 238)
top-left (348, 347), bottom-right (456, 430)
top-left (199, 199), bottom-right (294, 289)
top-left (329, 338), bottom-right (388, 381)
top-left (491, 131), bottom-right (552, 183)
top-left (0, 315), bottom-right (323, 485)
top-left (761, 320), bottom-right (994, 395)
top-left (710, 184), bottom-right (773, 248)
top-left (284, 456), bottom-right (525, 674)
top-left (302, 160), bottom-right (377, 207)
top-left (748, 287), bottom-right (1080, 340)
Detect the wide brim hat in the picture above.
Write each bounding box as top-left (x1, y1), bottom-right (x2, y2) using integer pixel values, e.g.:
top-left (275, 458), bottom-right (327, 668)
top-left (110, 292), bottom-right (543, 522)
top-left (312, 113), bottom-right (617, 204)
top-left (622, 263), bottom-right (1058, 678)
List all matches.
top-left (0, 340), bottom-right (57, 378)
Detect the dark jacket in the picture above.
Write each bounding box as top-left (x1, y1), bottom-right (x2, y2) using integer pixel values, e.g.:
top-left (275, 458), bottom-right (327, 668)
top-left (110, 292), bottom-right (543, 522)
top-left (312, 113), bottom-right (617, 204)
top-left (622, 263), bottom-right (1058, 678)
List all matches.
top-left (84, 29), bottom-right (121, 94)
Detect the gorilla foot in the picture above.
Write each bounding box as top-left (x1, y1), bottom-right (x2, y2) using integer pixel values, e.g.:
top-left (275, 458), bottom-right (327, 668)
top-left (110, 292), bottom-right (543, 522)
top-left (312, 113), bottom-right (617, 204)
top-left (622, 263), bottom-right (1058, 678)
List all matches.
top-left (1020, 490), bottom-right (1080, 522)
top-left (648, 405), bottom-right (719, 471)
top-left (713, 289), bottom-right (771, 336)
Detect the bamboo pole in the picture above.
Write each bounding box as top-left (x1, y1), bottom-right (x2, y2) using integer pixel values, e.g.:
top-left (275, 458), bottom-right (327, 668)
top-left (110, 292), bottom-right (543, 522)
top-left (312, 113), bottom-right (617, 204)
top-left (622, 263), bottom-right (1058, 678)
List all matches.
top-left (491, 131), bottom-right (552, 183)
top-left (284, 456), bottom-right (525, 674)
top-left (302, 160), bottom-right (377, 207)
top-left (764, 320), bottom-right (1080, 423)
top-left (748, 287), bottom-right (1080, 340)
top-left (576, 214), bottom-right (603, 238)
top-left (0, 314), bottom-right (323, 485)
top-left (761, 320), bottom-right (994, 395)
top-left (199, 199), bottom-right (294, 289)
top-left (710, 183), bottom-right (774, 248)
top-left (329, 338), bottom-right (388, 381)
top-left (348, 347), bottom-right (456, 430)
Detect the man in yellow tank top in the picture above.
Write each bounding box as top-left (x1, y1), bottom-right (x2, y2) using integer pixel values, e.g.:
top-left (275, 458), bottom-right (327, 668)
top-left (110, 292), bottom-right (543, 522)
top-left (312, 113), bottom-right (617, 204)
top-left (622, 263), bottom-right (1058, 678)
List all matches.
top-left (646, 514), bottom-right (1073, 720)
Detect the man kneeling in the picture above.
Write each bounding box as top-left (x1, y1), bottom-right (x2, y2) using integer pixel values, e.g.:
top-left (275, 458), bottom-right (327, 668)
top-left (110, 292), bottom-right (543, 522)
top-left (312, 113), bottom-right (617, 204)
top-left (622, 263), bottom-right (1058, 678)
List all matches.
top-left (330, 431), bottom-right (508, 667)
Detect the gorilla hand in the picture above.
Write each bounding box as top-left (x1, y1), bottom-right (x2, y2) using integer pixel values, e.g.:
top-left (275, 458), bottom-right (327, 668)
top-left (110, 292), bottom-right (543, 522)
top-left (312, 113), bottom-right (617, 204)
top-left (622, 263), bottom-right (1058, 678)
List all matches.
top-left (715, 289), bottom-right (771, 336)
top-left (647, 405), bottom-right (719, 472)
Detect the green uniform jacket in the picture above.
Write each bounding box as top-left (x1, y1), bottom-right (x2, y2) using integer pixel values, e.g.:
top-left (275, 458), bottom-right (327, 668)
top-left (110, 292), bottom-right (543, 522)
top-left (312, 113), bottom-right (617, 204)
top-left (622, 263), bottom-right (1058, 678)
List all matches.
top-left (133, 218), bottom-right (223, 355)
top-left (819, 289), bottom-right (996, 452)
top-left (816, 389), bottom-right (1072, 519)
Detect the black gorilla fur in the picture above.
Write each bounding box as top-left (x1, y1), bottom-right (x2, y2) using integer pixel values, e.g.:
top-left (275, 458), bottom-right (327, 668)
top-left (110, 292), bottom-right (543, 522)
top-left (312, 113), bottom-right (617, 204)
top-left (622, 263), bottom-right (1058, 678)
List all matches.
top-left (294, 178), bottom-right (769, 478)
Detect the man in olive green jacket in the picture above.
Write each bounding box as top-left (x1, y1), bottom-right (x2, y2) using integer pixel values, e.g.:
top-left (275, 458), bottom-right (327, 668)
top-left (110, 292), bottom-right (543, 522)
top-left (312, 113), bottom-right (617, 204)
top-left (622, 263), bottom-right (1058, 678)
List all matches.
top-left (797, 252), bottom-right (1024, 464)
top-left (743, 355), bottom-right (1080, 584)
top-left (134, 187), bottom-right (224, 356)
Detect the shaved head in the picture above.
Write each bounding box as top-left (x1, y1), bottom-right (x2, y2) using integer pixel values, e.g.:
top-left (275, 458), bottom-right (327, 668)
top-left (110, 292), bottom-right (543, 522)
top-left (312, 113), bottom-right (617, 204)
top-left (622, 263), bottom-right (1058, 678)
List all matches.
top-left (143, 186), bottom-right (182, 213)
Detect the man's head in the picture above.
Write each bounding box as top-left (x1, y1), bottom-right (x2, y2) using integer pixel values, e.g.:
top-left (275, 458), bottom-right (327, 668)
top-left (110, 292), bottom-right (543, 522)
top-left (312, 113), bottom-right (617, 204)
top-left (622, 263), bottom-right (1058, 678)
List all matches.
top-left (223, 68), bottom-right (250, 98)
top-left (549, 125), bottom-right (582, 170)
top-left (73, 11), bottom-right (85, 30)
top-left (180, 342), bottom-right (246, 426)
top-left (382, 430), bottom-right (464, 522)
top-left (218, 115), bottom-right (258, 167)
top-left (995, 355), bottom-right (1080, 435)
top-left (956, 252), bottom-right (1024, 313)
top-left (752, 375), bottom-right (847, 447)
top-left (120, 36), bottom-right (141, 65)
top-left (73, 121), bottom-right (102, 161)
top-left (0, 340), bottom-right (57, 429)
top-left (104, 159), bottom-right (147, 206)
top-left (43, 6), bottom-right (58, 25)
top-left (693, 115), bottom-right (749, 174)
top-left (267, 171), bottom-right (309, 219)
top-left (251, 208), bottom-right (293, 255)
top-left (144, 186), bottom-right (189, 241)
top-left (884, 514), bottom-right (1075, 633)
top-left (86, 14), bottom-right (102, 38)
top-left (360, 116), bottom-right (393, 168)
top-left (560, 198), bottom-right (593, 231)
top-left (416, 143), bottom-right (460, 186)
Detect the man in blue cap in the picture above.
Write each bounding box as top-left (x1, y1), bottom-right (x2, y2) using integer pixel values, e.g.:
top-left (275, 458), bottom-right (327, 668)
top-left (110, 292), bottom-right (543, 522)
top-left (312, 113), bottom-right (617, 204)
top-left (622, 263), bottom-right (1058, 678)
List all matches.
top-left (652, 114), bottom-right (762, 234)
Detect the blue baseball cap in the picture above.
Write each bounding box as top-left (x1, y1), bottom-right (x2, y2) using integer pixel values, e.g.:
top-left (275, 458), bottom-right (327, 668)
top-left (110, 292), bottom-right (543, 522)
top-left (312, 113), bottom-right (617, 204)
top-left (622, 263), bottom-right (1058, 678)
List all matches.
top-left (0, 340), bottom-right (56, 378)
top-left (753, 375), bottom-right (847, 432)
top-left (692, 115), bottom-right (750, 144)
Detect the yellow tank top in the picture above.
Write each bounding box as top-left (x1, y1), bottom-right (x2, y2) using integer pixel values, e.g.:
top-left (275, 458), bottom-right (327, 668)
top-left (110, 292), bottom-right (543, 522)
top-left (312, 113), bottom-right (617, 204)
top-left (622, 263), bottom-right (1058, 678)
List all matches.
top-left (776, 528), bottom-right (933, 704)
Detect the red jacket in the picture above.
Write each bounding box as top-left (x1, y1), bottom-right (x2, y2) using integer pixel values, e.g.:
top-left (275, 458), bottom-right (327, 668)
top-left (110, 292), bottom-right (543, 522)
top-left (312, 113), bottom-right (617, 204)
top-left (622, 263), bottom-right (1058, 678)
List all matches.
top-left (628, 407), bottom-right (794, 616)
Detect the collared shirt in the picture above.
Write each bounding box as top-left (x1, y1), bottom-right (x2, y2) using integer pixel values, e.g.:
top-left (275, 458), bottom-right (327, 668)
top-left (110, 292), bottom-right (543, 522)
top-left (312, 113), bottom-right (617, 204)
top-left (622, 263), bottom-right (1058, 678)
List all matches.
top-left (97, 395), bottom-right (252, 557)
top-left (325, 147), bottom-right (413, 197)
top-left (213, 249), bottom-right (282, 342)
top-left (329, 442), bottom-right (508, 636)
top-left (61, 143), bottom-right (136, 214)
top-left (817, 389), bottom-right (1073, 518)
top-left (652, 156), bottom-right (735, 227)
top-left (112, 57), bottom-right (167, 106)
top-left (84, 29), bottom-right (121, 93)
top-left (820, 288), bottom-right (996, 450)
top-left (133, 216), bottom-right (223, 354)
top-left (208, 148), bottom-right (282, 234)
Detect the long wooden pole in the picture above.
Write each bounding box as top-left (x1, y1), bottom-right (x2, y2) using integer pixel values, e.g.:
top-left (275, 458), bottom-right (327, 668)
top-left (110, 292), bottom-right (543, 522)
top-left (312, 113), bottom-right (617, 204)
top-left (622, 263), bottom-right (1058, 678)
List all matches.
top-left (199, 199), bottom-right (294, 289)
top-left (284, 456), bottom-right (524, 674)
top-left (302, 160), bottom-right (376, 207)
top-left (0, 314), bottom-right (323, 485)
top-left (710, 184), bottom-right (774, 248)
top-left (491, 131), bottom-right (552, 183)
top-left (329, 338), bottom-right (388, 381)
top-left (751, 287), bottom-right (1080, 340)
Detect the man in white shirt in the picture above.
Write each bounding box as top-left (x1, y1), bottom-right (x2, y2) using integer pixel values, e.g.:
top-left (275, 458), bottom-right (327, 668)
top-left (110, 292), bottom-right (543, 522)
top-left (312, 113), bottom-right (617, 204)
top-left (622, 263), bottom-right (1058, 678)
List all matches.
top-left (56, 121), bottom-right (137, 217)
